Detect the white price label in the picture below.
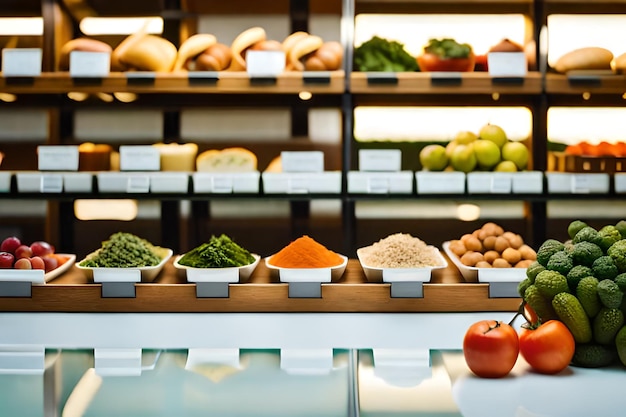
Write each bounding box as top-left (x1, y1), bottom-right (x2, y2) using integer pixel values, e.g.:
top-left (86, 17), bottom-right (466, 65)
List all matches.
top-left (366, 177), bottom-right (390, 193)
top-left (571, 175), bottom-right (592, 194)
top-left (211, 176), bottom-right (233, 193)
top-left (359, 149), bottom-right (402, 172)
top-left (69, 51), bottom-right (110, 78)
top-left (490, 175), bottom-right (512, 193)
top-left (246, 50), bottom-right (285, 77)
top-left (287, 176), bottom-right (309, 193)
top-left (126, 175), bottom-right (150, 193)
top-left (38, 146), bottom-right (79, 171)
top-left (2, 48), bottom-right (42, 77)
top-left (40, 174), bottom-right (63, 193)
top-left (487, 52), bottom-right (527, 77)
top-left (120, 146), bottom-right (160, 171)
top-left (281, 151), bottom-right (324, 173)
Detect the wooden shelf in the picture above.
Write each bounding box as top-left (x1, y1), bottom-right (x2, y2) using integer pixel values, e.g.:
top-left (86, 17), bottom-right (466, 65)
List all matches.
top-left (350, 72), bottom-right (542, 95)
top-left (0, 259), bottom-right (521, 313)
top-left (0, 71), bottom-right (346, 95)
top-left (545, 73), bottom-right (626, 95)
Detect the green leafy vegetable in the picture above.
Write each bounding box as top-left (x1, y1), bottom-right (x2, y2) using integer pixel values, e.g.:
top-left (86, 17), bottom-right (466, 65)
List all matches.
top-left (353, 36), bottom-right (419, 72)
top-left (423, 38), bottom-right (472, 59)
top-left (178, 234), bottom-right (255, 268)
top-left (80, 232), bottom-right (162, 268)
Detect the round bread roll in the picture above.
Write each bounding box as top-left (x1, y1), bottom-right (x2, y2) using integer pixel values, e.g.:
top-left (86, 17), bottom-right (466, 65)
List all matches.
top-left (286, 34), bottom-right (323, 71)
top-left (174, 33), bottom-right (217, 71)
top-left (250, 39), bottom-right (282, 51)
top-left (59, 38), bottom-right (112, 71)
top-left (282, 31), bottom-right (309, 53)
top-left (554, 47), bottom-right (613, 73)
top-left (112, 33), bottom-right (177, 72)
top-left (195, 43), bottom-right (233, 71)
top-left (304, 41), bottom-right (343, 71)
top-left (613, 52), bottom-right (626, 73)
top-left (228, 26), bottom-right (267, 71)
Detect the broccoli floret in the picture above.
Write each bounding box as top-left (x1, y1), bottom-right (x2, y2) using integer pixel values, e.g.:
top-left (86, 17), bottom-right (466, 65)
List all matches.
top-left (571, 241), bottom-right (604, 267)
top-left (598, 225), bottom-right (623, 252)
top-left (616, 220), bottom-right (626, 239)
top-left (353, 36), bottom-right (419, 72)
top-left (615, 273), bottom-right (626, 292)
top-left (526, 260), bottom-right (545, 283)
top-left (567, 264), bottom-right (593, 292)
top-left (597, 279), bottom-right (624, 309)
top-left (546, 250), bottom-right (574, 276)
top-left (568, 220), bottom-right (588, 240)
top-left (608, 239), bottom-right (626, 273)
top-left (573, 226), bottom-right (601, 246)
top-left (536, 239), bottom-right (565, 267)
top-left (535, 269), bottom-right (569, 299)
top-left (592, 256), bottom-right (619, 281)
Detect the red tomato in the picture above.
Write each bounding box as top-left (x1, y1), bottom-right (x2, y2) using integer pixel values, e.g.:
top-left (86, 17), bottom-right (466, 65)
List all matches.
top-left (463, 320), bottom-right (519, 378)
top-left (417, 53), bottom-right (476, 72)
top-left (519, 320), bottom-right (575, 374)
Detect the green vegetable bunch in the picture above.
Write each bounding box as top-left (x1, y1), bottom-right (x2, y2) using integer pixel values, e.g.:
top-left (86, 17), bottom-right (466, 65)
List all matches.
top-left (178, 234), bottom-right (255, 268)
top-left (80, 232), bottom-right (162, 268)
top-left (353, 36), bottom-right (419, 72)
top-left (423, 38), bottom-right (473, 59)
top-left (518, 219), bottom-right (626, 368)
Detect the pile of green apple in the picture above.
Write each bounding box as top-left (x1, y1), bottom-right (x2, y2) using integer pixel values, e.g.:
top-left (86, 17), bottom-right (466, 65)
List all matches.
top-left (419, 124), bottom-right (530, 173)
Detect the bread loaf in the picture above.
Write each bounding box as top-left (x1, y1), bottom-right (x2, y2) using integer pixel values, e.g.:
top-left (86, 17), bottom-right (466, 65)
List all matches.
top-left (112, 33), bottom-right (177, 72)
top-left (174, 33), bottom-right (217, 71)
top-left (228, 27), bottom-right (267, 71)
top-left (286, 35), bottom-right (323, 71)
top-left (59, 38), bottom-right (112, 71)
top-left (195, 43), bottom-right (233, 71)
top-left (554, 47), bottom-right (613, 73)
top-left (196, 148), bottom-right (257, 172)
top-left (153, 143), bottom-right (198, 171)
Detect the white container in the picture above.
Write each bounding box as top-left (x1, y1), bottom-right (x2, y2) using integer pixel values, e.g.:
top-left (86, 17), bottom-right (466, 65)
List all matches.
top-left (442, 241), bottom-right (526, 284)
top-left (0, 254), bottom-right (75, 284)
top-left (415, 171), bottom-right (465, 194)
top-left (265, 255), bottom-right (348, 283)
top-left (262, 172), bottom-right (342, 194)
top-left (356, 247), bottom-right (447, 283)
top-left (546, 172), bottom-right (610, 194)
top-left (193, 172), bottom-right (260, 193)
top-left (347, 171), bottom-right (413, 194)
top-left (76, 248), bottom-right (172, 283)
top-left (173, 254), bottom-right (260, 283)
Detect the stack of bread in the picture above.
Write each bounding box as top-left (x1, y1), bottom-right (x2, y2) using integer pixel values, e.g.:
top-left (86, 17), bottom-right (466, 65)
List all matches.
top-left (196, 148), bottom-right (257, 172)
top-left (58, 27), bottom-right (343, 73)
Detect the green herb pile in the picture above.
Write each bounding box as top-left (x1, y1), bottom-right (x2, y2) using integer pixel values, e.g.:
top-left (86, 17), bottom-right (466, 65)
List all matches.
top-left (424, 38), bottom-right (473, 59)
top-left (353, 36), bottom-right (419, 72)
top-left (177, 234), bottom-right (255, 268)
top-left (80, 232), bottom-right (162, 268)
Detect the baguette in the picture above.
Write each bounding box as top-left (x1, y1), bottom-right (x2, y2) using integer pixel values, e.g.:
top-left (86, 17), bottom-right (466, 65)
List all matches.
top-left (286, 35), bottom-right (323, 71)
top-left (554, 47), bottom-right (613, 73)
top-left (228, 26), bottom-right (266, 71)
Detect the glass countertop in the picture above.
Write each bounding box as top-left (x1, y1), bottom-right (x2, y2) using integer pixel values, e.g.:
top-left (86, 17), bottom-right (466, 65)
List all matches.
top-left (1, 348), bottom-right (624, 417)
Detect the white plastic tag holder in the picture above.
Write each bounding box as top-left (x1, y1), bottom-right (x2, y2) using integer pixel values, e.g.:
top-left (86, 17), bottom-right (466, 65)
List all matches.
top-left (69, 51), bottom-right (110, 78)
top-left (94, 348), bottom-right (147, 376)
top-left (372, 348), bottom-right (432, 387)
top-left (2, 48), bottom-right (42, 77)
top-left (280, 348), bottom-right (334, 375)
top-left (0, 345), bottom-right (46, 375)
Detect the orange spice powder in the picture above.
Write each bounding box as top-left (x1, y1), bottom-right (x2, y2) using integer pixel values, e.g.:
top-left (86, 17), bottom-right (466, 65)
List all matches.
top-left (270, 235), bottom-right (343, 268)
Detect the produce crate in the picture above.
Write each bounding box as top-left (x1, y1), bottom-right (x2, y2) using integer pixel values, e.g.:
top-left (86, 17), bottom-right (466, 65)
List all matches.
top-left (548, 151), bottom-right (626, 173)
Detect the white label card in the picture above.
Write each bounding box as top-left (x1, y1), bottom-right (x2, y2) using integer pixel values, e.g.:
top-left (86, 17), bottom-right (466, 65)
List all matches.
top-left (571, 175), bottom-right (592, 194)
top-left (281, 151), bottom-right (324, 173)
top-left (38, 146), bottom-right (79, 171)
top-left (2, 48), bottom-right (42, 77)
top-left (127, 175), bottom-right (150, 193)
top-left (287, 176), bottom-right (310, 193)
top-left (367, 177), bottom-right (390, 193)
top-left (40, 174), bottom-right (63, 193)
top-left (359, 149), bottom-right (402, 172)
top-left (211, 176), bottom-right (233, 193)
top-left (487, 52), bottom-right (527, 77)
top-left (246, 50), bottom-right (286, 77)
top-left (120, 146), bottom-right (160, 171)
top-left (69, 51), bottom-right (110, 77)
top-left (490, 175), bottom-right (512, 193)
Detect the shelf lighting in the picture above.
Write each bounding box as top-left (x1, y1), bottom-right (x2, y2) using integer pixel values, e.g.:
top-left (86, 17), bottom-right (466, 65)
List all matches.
top-left (548, 107), bottom-right (626, 144)
top-left (0, 17), bottom-right (43, 36)
top-left (67, 92), bottom-right (89, 102)
top-left (456, 204), bottom-right (481, 221)
top-left (299, 91), bottom-right (313, 101)
top-left (79, 17), bottom-right (163, 36)
top-left (114, 92), bottom-right (138, 103)
top-left (0, 93), bottom-right (17, 103)
top-left (74, 200), bottom-right (138, 221)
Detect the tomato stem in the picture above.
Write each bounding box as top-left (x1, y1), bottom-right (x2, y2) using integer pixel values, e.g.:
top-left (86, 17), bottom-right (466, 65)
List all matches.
top-left (508, 300), bottom-right (530, 327)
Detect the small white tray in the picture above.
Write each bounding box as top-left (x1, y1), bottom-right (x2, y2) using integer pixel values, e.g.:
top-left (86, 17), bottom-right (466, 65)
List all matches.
top-left (442, 241), bottom-right (526, 283)
top-left (262, 172), bottom-right (342, 194)
top-left (0, 254), bottom-right (76, 284)
top-left (545, 172), bottom-right (610, 194)
top-left (192, 172), bottom-right (260, 194)
top-left (356, 247), bottom-right (447, 283)
top-left (173, 254), bottom-right (260, 283)
top-left (347, 171), bottom-right (413, 194)
top-left (265, 255), bottom-right (348, 283)
top-left (415, 171), bottom-right (465, 194)
top-left (76, 248), bottom-right (172, 283)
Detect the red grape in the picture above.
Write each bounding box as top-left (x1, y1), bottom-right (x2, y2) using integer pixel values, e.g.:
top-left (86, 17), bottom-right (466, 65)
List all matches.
top-left (0, 251), bottom-right (14, 268)
top-left (1, 236), bottom-right (21, 254)
top-left (14, 245), bottom-right (33, 259)
top-left (30, 241), bottom-right (54, 257)
top-left (14, 258), bottom-right (32, 269)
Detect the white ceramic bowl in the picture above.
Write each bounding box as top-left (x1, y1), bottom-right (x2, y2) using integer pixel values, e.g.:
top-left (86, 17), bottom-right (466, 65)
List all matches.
top-left (173, 254), bottom-right (260, 283)
top-left (356, 247), bottom-right (447, 283)
top-left (265, 255), bottom-right (348, 283)
top-left (76, 247), bottom-right (172, 283)
top-left (442, 241), bottom-right (526, 283)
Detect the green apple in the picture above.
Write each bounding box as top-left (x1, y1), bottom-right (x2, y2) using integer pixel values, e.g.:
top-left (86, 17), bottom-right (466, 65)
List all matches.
top-left (473, 139), bottom-right (501, 170)
top-left (479, 124), bottom-right (508, 148)
top-left (454, 130), bottom-right (478, 145)
top-left (419, 144), bottom-right (449, 171)
top-left (494, 160), bottom-right (518, 172)
top-left (450, 143), bottom-right (477, 173)
top-left (446, 140), bottom-right (460, 159)
top-left (501, 141), bottom-right (529, 170)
